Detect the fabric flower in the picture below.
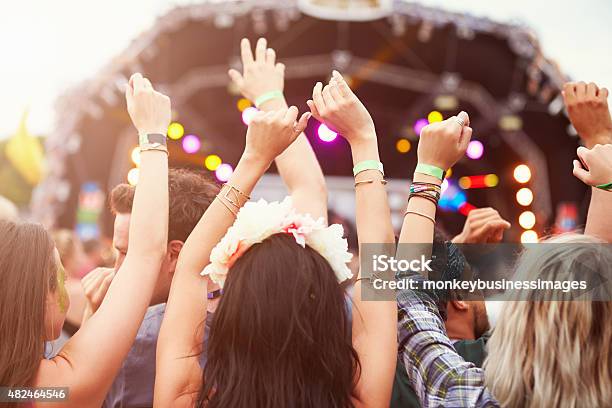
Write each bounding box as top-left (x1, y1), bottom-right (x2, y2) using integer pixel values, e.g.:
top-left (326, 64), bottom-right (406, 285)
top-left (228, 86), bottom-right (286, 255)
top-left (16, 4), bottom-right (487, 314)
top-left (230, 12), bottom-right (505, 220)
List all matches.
top-left (201, 197), bottom-right (353, 287)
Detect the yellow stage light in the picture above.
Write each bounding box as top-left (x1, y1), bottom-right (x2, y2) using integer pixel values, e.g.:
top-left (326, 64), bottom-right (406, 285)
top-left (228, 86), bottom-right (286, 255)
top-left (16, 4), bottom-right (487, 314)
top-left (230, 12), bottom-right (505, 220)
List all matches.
top-left (516, 188), bottom-right (533, 206)
top-left (127, 168), bottom-right (140, 186)
top-left (446, 168), bottom-right (452, 178)
top-left (396, 138), bottom-right (411, 153)
top-left (458, 177), bottom-right (471, 189)
top-left (513, 164), bottom-right (531, 183)
top-left (167, 122), bottom-right (185, 140)
top-left (428, 110), bottom-right (443, 123)
top-left (519, 211), bottom-right (536, 229)
top-left (237, 98), bottom-right (252, 112)
top-left (484, 174), bottom-right (499, 187)
top-left (521, 230), bottom-right (538, 243)
top-left (205, 154), bottom-right (222, 171)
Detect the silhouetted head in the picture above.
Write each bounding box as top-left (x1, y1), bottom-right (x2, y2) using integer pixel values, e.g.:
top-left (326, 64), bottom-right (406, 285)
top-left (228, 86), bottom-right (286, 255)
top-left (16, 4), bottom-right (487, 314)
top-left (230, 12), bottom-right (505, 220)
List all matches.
top-left (199, 233), bottom-right (359, 408)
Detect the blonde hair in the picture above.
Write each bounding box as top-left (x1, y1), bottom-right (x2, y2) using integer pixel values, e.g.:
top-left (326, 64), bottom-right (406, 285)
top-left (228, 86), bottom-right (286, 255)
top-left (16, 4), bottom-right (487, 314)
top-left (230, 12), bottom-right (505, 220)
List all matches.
top-left (484, 234), bottom-right (612, 407)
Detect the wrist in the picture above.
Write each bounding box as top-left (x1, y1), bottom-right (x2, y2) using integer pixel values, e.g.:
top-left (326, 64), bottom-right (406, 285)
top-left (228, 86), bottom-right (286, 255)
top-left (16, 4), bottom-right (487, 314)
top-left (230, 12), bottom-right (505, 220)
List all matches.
top-left (257, 96), bottom-right (287, 111)
top-left (412, 172), bottom-right (443, 185)
top-left (238, 152), bottom-right (271, 174)
top-left (350, 138), bottom-right (379, 163)
top-left (138, 127), bottom-right (168, 136)
top-left (584, 131), bottom-right (612, 148)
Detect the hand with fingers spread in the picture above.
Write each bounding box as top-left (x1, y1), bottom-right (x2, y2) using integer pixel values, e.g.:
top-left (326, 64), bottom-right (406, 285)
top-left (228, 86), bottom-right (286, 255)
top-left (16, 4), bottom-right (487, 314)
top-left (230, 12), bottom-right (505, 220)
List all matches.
top-left (307, 70), bottom-right (376, 145)
top-left (243, 106), bottom-right (311, 166)
top-left (126, 73), bottom-right (172, 135)
top-left (572, 144), bottom-right (612, 188)
top-left (452, 207), bottom-right (511, 244)
top-left (563, 82), bottom-right (612, 148)
top-left (228, 38), bottom-right (285, 106)
top-left (81, 267), bottom-right (115, 316)
top-left (417, 111), bottom-right (473, 170)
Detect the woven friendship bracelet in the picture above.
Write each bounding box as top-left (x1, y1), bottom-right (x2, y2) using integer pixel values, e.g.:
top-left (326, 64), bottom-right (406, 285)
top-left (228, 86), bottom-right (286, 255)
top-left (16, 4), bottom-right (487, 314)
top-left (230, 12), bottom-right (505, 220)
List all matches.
top-left (409, 192), bottom-right (439, 206)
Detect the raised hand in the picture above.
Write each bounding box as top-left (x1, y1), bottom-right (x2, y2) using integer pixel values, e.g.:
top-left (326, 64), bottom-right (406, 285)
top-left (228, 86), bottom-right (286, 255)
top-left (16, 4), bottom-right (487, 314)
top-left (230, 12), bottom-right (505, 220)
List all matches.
top-left (228, 38), bottom-right (285, 105)
top-left (563, 82), bottom-right (612, 148)
top-left (418, 111), bottom-right (472, 170)
top-left (307, 70), bottom-right (376, 146)
top-left (81, 267), bottom-right (115, 315)
top-left (243, 106), bottom-right (310, 166)
top-left (573, 144), bottom-right (612, 187)
top-left (126, 73), bottom-right (171, 135)
top-left (452, 207), bottom-right (511, 244)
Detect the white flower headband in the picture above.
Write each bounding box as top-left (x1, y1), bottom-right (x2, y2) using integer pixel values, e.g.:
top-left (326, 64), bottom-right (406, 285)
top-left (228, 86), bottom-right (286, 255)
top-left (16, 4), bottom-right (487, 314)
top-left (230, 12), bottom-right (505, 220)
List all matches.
top-left (201, 197), bottom-right (353, 287)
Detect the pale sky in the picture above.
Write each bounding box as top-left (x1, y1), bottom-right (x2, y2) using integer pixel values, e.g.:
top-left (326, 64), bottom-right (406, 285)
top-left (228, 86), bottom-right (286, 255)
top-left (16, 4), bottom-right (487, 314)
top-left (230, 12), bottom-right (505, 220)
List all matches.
top-left (0, 0), bottom-right (610, 138)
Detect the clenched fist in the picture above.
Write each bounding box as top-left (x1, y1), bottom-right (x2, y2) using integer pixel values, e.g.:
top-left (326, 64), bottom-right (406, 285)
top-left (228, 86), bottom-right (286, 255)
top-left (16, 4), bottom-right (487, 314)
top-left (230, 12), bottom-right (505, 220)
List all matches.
top-left (81, 267), bottom-right (115, 315)
top-left (243, 107), bottom-right (311, 167)
top-left (418, 111), bottom-right (472, 170)
top-left (126, 73), bottom-right (171, 135)
top-left (563, 82), bottom-right (612, 148)
top-left (573, 144), bottom-right (612, 187)
top-left (452, 207), bottom-right (511, 244)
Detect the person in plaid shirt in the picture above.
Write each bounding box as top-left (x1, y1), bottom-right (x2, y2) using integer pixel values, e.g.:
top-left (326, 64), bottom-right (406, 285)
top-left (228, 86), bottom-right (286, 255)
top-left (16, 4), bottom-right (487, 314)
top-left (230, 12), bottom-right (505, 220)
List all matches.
top-left (396, 82), bottom-right (612, 408)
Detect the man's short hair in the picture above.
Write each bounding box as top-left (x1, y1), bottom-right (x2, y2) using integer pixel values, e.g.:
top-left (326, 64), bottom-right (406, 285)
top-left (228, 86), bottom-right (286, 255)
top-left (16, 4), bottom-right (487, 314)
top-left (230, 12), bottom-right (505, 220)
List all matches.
top-left (110, 168), bottom-right (219, 243)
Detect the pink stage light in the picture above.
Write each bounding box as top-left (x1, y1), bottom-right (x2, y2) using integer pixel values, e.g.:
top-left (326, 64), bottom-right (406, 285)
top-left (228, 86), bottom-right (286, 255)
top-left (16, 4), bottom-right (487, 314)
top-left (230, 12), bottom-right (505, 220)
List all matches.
top-left (182, 135), bottom-right (201, 154)
top-left (215, 163), bottom-right (233, 182)
top-left (466, 140), bottom-right (484, 160)
top-left (241, 107), bottom-right (258, 125)
top-left (414, 118), bottom-right (429, 136)
top-left (317, 123), bottom-right (337, 142)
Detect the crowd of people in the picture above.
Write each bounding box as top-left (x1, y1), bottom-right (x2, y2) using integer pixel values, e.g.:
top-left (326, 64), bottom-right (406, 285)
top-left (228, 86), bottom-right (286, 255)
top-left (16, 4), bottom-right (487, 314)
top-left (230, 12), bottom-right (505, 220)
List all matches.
top-left (0, 37), bottom-right (611, 408)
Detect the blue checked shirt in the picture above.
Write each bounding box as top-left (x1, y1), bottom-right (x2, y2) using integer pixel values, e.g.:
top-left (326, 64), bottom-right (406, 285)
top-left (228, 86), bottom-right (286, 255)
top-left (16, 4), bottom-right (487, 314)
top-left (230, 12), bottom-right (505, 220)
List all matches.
top-left (397, 274), bottom-right (499, 407)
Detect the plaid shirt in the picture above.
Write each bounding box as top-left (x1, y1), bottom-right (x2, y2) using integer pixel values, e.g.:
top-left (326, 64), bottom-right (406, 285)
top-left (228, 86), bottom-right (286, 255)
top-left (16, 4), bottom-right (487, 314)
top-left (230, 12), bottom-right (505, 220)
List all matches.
top-left (397, 274), bottom-right (499, 407)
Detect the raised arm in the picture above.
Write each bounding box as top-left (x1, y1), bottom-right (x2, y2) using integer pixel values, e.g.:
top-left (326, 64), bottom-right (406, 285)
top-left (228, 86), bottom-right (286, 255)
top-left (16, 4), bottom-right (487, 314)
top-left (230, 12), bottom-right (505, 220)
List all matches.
top-left (572, 144), bottom-right (612, 234)
top-left (34, 74), bottom-right (170, 407)
top-left (399, 112), bottom-right (471, 246)
top-left (308, 71), bottom-right (396, 407)
top-left (155, 107), bottom-right (309, 407)
top-left (563, 81), bottom-right (612, 242)
top-left (394, 115), bottom-right (499, 408)
top-left (229, 38), bottom-right (327, 221)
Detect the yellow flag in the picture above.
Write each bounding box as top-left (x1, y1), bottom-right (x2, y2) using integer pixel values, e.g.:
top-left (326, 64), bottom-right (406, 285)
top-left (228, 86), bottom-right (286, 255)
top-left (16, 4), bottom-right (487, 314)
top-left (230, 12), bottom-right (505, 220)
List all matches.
top-left (5, 111), bottom-right (45, 186)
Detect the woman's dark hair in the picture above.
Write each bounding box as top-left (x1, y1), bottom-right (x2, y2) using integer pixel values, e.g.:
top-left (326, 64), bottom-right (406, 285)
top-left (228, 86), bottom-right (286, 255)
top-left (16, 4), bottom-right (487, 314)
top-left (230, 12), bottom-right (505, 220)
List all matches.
top-left (198, 233), bottom-right (360, 408)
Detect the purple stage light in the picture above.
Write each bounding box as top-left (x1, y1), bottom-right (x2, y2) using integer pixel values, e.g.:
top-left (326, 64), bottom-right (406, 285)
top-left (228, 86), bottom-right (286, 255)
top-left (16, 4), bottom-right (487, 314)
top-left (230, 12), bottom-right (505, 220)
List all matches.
top-left (317, 123), bottom-right (337, 142)
top-left (414, 118), bottom-right (429, 136)
top-left (182, 134), bottom-right (201, 154)
top-left (242, 107), bottom-right (258, 125)
top-left (466, 140), bottom-right (484, 160)
top-left (215, 163), bottom-right (233, 182)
